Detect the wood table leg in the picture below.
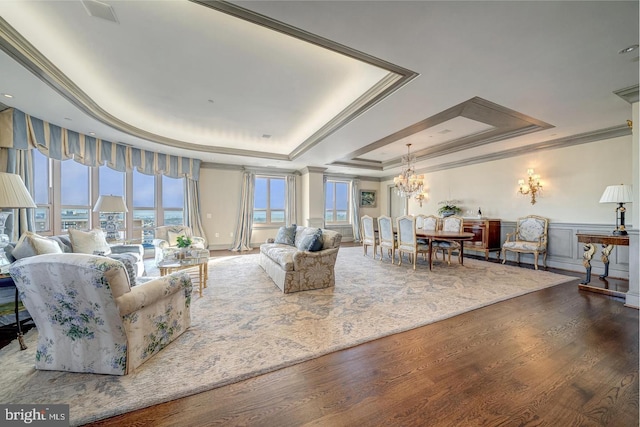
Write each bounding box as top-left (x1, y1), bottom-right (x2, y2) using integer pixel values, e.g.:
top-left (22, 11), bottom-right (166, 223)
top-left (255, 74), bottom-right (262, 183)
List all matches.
top-left (599, 244), bottom-right (614, 280)
top-left (428, 239), bottom-right (433, 271)
top-left (581, 243), bottom-right (596, 284)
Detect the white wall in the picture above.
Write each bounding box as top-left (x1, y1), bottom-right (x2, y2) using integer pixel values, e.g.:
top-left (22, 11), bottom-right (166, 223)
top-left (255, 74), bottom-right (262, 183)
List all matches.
top-left (199, 134), bottom-right (633, 252)
top-left (381, 136), bottom-right (633, 225)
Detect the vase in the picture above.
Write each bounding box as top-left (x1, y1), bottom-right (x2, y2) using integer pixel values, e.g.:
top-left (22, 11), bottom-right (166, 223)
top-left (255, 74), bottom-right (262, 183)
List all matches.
top-left (441, 210), bottom-right (456, 217)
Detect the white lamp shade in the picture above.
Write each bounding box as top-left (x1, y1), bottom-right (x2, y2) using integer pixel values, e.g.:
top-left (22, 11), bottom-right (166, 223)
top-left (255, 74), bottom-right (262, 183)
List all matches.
top-left (599, 184), bottom-right (633, 204)
top-left (93, 195), bottom-right (128, 213)
top-left (0, 172), bottom-right (37, 208)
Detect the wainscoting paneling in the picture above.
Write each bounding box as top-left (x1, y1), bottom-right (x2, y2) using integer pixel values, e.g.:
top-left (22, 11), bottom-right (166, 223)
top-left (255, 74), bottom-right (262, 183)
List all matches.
top-left (548, 227), bottom-right (574, 260)
top-left (326, 224), bottom-right (355, 242)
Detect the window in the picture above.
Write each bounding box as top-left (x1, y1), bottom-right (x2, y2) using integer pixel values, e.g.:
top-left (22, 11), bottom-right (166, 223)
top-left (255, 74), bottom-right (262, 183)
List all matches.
top-left (253, 176), bottom-right (286, 225)
top-left (60, 159), bottom-right (90, 231)
top-left (32, 150), bottom-right (51, 232)
top-left (27, 149), bottom-right (186, 243)
top-left (133, 170), bottom-right (156, 246)
top-left (162, 175), bottom-right (184, 226)
top-left (325, 180), bottom-right (350, 224)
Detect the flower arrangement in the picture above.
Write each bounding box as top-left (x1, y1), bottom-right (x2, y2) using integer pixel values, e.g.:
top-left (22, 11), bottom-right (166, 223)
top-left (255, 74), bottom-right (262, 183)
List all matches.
top-left (176, 235), bottom-right (193, 248)
top-left (437, 200), bottom-right (462, 217)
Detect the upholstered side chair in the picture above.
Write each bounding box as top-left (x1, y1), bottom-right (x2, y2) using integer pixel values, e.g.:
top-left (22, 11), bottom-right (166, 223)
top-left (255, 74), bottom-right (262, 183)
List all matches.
top-left (501, 215), bottom-right (549, 270)
top-left (153, 225), bottom-right (206, 266)
top-left (396, 215), bottom-right (429, 270)
top-left (9, 253), bottom-right (193, 375)
top-left (432, 215), bottom-right (464, 265)
top-left (377, 215), bottom-right (397, 264)
top-left (360, 215), bottom-right (378, 259)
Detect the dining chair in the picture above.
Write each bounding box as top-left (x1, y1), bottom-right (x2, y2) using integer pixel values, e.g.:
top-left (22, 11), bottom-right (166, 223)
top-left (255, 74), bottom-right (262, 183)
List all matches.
top-left (377, 215), bottom-right (397, 264)
top-left (415, 214), bottom-right (427, 230)
top-left (432, 215), bottom-right (464, 265)
top-left (396, 215), bottom-right (429, 270)
top-left (360, 215), bottom-right (377, 259)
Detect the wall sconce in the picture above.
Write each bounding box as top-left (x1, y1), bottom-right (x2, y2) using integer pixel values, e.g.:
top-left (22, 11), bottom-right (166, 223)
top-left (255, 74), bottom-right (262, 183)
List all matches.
top-left (518, 168), bottom-right (542, 205)
top-left (415, 191), bottom-right (428, 207)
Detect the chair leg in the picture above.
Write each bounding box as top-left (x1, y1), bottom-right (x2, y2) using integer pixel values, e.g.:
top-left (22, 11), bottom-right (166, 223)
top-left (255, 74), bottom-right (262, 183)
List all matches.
top-left (534, 252), bottom-right (539, 270)
top-left (501, 249), bottom-right (507, 264)
top-left (543, 252), bottom-right (547, 268)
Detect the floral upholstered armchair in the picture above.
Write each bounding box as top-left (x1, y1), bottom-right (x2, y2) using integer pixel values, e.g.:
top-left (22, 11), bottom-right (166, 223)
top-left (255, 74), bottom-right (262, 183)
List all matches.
top-left (501, 215), bottom-right (549, 270)
top-left (9, 253), bottom-right (193, 375)
top-left (153, 225), bottom-right (206, 266)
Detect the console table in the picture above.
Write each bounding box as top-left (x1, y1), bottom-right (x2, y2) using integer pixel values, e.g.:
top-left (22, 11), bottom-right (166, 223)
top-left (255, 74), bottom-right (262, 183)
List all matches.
top-left (576, 233), bottom-right (629, 298)
top-left (462, 218), bottom-right (501, 260)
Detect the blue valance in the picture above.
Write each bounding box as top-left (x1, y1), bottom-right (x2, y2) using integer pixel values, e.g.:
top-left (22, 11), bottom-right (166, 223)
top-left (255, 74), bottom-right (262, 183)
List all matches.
top-left (0, 108), bottom-right (200, 180)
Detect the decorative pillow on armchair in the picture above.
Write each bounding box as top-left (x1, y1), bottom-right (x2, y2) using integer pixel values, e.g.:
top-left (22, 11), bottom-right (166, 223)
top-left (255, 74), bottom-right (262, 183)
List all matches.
top-left (274, 224), bottom-right (297, 246)
top-left (167, 231), bottom-right (182, 247)
top-left (11, 231), bottom-right (63, 260)
top-left (69, 229), bottom-right (111, 255)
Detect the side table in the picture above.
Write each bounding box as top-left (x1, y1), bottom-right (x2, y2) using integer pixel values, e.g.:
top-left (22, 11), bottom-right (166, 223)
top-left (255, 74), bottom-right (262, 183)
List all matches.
top-left (158, 253), bottom-right (209, 297)
top-left (0, 273), bottom-right (27, 350)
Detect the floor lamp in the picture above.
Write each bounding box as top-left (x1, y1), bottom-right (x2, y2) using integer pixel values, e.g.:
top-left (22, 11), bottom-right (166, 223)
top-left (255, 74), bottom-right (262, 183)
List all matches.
top-left (93, 195), bottom-right (128, 241)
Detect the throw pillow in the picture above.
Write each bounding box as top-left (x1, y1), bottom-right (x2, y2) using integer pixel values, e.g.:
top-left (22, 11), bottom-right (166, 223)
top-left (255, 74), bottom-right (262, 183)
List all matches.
top-left (68, 228), bottom-right (111, 255)
top-left (11, 231), bottom-right (63, 259)
top-left (274, 224), bottom-right (297, 246)
top-left (167, 230), bottom-right (182, 247)
top-left (297, 228), bottom-right (324, 252)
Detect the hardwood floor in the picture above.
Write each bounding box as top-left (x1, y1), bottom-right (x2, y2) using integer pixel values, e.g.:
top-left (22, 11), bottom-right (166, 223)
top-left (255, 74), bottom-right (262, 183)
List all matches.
top-left (87, 252), bottom-right (639, 427)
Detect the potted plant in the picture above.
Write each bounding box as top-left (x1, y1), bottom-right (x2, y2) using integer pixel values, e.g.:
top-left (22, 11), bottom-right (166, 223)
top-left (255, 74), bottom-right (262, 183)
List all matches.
top-left (437, 200), bottom-right (462, 217)
top-left (176, 235), bottom-right (193, 259)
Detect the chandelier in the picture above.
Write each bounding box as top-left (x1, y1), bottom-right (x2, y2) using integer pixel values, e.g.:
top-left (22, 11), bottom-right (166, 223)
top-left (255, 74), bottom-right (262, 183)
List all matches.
top-left (394, 143), bottom-right (425, 198)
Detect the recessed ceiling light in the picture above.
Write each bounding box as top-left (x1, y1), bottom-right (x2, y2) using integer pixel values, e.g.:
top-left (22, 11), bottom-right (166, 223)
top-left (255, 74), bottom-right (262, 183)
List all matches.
top-left (64, 117), bottom-right (72, 121)
top-left (618, 44), bottom-right (639, 54)
top-left (89, 132), bottom-right (96, 136)
top-left (2, 93), bottom-right (13, 98)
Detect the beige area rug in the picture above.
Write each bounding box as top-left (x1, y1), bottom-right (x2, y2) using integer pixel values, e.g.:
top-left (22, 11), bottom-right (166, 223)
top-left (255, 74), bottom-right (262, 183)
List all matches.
top-left (0, 247), bottom-right (575, 425)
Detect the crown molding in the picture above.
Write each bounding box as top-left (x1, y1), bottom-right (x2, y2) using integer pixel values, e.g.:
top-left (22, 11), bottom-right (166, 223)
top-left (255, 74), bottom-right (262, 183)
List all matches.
top-left (330, 96), bottom-right (554, 171)
top-left (0, 2), bottom-right (417, 163)
top-left (300, 166), bottom-right (327, 174)
top-left (380, 124), bottom-right (631, 180)
top-left (614, 84), bottom-right (639, 104)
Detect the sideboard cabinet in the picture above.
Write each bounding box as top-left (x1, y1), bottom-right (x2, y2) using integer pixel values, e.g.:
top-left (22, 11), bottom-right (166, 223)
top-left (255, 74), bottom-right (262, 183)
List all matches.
top-left (462, 219), bottom-right (501, 260)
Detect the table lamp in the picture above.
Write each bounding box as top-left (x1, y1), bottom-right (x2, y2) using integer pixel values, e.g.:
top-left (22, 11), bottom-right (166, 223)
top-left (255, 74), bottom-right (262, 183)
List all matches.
top-left (599, 184), bottom-right (633, 236)
top-left (93, 195), bottom-right (128, 241)
top-left (0, 172), bottom-right (37, 266)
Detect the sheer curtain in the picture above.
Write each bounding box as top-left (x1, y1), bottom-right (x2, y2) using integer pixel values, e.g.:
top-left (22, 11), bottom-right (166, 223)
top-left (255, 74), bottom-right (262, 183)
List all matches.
top-left (230, 171), bottom-right (255, 252)
top-left (351, 179), bottom-right (361, 243)
top-left (286, 174), bottom-right (297, 226)
top-left (185, 177), bottom-right (208, 247)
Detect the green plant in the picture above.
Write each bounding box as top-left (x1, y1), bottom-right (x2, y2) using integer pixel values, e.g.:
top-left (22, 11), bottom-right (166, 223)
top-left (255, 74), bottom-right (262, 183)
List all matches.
top-left (437, 200), bottom-right (462, 216)
top-left (176, 235), bottom-right (193, 248)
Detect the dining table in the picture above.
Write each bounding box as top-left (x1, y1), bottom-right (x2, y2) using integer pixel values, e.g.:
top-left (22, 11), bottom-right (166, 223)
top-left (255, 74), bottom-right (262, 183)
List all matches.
top-left (415, 229), bottom-right (475, 270)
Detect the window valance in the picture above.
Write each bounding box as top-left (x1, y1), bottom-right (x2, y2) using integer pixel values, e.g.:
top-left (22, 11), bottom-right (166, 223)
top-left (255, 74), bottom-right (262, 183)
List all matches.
top-left (0, 108), bottom-right (200, 180)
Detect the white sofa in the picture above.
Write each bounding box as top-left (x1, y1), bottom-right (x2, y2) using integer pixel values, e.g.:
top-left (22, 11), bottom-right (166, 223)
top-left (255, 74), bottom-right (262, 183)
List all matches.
top-left (259, 226), bottom-right (342, 293)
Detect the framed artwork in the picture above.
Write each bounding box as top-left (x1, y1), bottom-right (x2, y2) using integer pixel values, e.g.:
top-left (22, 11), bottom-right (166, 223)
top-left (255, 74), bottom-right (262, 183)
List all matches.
top-left (359, 190), bottom-right (377, 208)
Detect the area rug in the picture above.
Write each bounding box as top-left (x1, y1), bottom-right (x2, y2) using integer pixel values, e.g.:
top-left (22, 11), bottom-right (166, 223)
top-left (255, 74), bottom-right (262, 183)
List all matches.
top-left (0, 247), bottom-right (575, 425)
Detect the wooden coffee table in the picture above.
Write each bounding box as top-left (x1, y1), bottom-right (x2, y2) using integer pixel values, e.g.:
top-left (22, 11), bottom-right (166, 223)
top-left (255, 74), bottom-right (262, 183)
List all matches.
top-left (158, 254), bottom-right (209, 297)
